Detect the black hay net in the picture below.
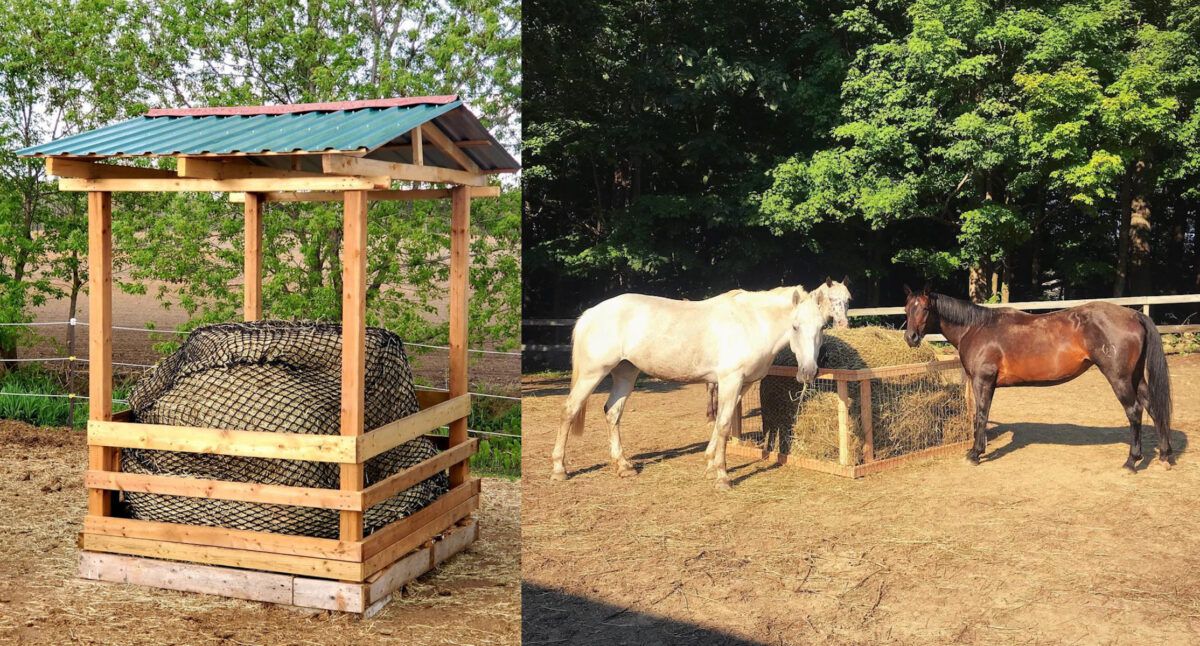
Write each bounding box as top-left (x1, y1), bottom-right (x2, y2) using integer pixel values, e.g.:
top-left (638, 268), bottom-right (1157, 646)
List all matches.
top-left (119, 321), bottom-right (449, 539)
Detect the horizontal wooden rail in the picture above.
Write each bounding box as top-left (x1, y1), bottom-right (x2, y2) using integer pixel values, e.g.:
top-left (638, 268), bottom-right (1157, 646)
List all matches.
top-left (88, 420), bottom-right (357, 462)
top-left (362, 482), bottom-right (481, 576)
top-left (84, 470), bottom-right (362, 511)
top-left (228, 186), bottom-right (501, 203)
top-left (767, 358), bottom-right (962, 381)
top-left (361, 479), bottom-right (480, 561)
top-left (361, 439), bottom-right (478, 509)
top-left (847, 293), bottom-right (1200, 317)
top-left (358, 394), bottom-right (471, 462)
top-left (83, 515), bottom-right (361, 561)
top-left (80, 532), bottom-right (364, 580)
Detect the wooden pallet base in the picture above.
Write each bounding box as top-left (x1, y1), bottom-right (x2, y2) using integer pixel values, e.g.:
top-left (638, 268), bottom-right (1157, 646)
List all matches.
top-left (78, 518), bottom-right (478, 616)
top-left (727, 439), bottom-right (973, 478)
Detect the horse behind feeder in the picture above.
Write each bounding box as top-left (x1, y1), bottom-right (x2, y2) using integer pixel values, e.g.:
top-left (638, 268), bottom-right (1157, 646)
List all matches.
top-left (552, 286), bottom-right (828, 490)
top-left (901, 286), bottom-right (1173, 470)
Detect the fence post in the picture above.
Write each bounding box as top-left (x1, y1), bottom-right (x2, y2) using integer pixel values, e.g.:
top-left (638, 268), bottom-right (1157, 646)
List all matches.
top-left (859, 378), bottom-right (874, 463)
top-left (836, 379), bottom-right (851, 466)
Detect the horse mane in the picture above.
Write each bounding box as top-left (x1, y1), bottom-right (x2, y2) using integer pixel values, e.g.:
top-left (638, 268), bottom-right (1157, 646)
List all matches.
top-left (930, 293), bottom-right (997, 327)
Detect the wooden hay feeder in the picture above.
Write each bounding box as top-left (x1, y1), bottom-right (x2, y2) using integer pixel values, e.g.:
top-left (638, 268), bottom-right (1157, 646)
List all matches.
top-left (17, 95), bottom-right (518, 615)
top-left (728, 359), bottom-right (974, 478)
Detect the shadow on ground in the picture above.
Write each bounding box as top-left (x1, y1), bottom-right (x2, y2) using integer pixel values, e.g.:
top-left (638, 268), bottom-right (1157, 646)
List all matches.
top-left (982, 422), bottom-right (1188, 467)
top-left (522, 583), bottom-right (764, 646)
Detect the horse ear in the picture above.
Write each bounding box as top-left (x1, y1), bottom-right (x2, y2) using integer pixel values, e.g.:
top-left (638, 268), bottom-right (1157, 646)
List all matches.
top-left (825, 276), bottom-right (833, 287)
top-left (903, 284), bottom-right (912, 297)
top-left (922, 281), bottom-right (933, 295)
top-left (841, 274), bottom-right (850, 287)
top-left (792, 289), bottom-right (802, 306)
top-left (814, 288), bottom-right (827, 307)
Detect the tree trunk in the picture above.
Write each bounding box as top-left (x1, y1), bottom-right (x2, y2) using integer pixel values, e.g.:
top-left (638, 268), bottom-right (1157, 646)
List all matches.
top-left (1113, 167), bottom-right (1134, 297)
top-left (990, 265), bottom-right (1000, 300)
top-left (968, 264), bottom-right (987, 303)
top-left (1129, 193), bottom-right (1152, 295)
top-left (1000, 255), bottom-right (1011, 303)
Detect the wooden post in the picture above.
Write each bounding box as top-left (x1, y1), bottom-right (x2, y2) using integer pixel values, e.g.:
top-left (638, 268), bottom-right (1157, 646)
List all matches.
top-left (243, 192), bottom-right (263, 321)
top-left (411, 127), bottom-right (423, 166)
top-left (1143, 302), bottom-right (1150, 316)
top-left (339, 190), bottom-right (368, 543)
top-left (87, 191), bottom-right (115, 516)
top-left (859, 379), bottom-right (874, 463)
top-left (836, 379), bottom-right (851, 466)
top-left (448, 185), bottom-right (470, 487)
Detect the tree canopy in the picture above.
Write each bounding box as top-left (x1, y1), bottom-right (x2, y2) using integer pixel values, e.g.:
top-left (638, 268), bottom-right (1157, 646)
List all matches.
top-left (525, 0), bottom-right (1200, 314)
top-left (0, 0), bottom-right (521, 362)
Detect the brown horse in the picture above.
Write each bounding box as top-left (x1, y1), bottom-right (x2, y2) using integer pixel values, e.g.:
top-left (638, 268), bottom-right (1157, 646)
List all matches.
top-left (902, 286), bottom-right (1173, 471)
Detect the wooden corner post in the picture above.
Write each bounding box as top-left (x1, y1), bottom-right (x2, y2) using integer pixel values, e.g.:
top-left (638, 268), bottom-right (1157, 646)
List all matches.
top-left (836, 379), bottom-right (851, 467)
top-left (449, 185), bottom-right (471, 487)
top-left (340, 190), bottom-right (368, 543)
top-left (243, 192), bottom-right (263, 320)
top-left (87, 191), bottom-right (115, 516)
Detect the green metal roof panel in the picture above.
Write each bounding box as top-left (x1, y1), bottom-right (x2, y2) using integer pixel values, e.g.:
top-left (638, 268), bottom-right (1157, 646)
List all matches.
top-left (16, 101), bottom-right (461, 157)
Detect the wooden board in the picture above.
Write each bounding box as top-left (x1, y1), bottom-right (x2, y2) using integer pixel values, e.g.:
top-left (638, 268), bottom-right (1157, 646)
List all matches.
top-left (340, 189), bottom-right (369, 544)
top-left (83, 515), bottom-right (361, 561)
top-left (767, 358), bottom-right (962, 381)
top-left (59, 176), bottom-right (387, 192)
top-left (852, 441), bottom-right (973, 477)
top-left (48, 158), bottom-right (177, 179)
top-left (361, 439), bottom-right (478, 509)
top-left (77, 519), bottom-right (479, 614)
top-left (84, 470), bottom-right (362, 511)
top-left (227, 186), bottom-right (500, 203)
top-left (725, 440), bottom-right (856, 478)
top-left (449, 185), bottom-right (471, 486)
top-left (361, 479), bottom-right (481, 560)
top-left (322, 154), bottom-right (487, 186)
top-left (359, 395), bottom-right (471, 461)
top-left (87, 419), bottom-right (357, 462)
top-left (80, 533), bottom-right (364, 580)
top-left (87, 191), bottom-right (115, 517)
top-left (243, 192), bottom-right (263, 320)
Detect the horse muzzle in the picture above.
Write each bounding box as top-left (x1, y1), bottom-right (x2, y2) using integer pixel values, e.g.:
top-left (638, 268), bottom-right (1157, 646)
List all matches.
top-left (903, 331), bottom-right (920, 348)
top-left (796, 366), bottom-right (818, 384)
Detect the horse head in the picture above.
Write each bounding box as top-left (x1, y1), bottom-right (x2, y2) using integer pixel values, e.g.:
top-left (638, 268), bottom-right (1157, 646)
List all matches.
top-left (790, 289), bottom-right (826, 383)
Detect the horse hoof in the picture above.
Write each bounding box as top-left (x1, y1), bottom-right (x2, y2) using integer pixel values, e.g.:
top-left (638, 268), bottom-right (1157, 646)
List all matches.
top-left (617, 465), bottom-right (638, 478)
top-left (714, 478), bottom-right (732, 492)
top-left (964, 453), bottom-right (980, 466)
top-left (1123, 461), bottom-right (1137, 474)
top-left (1159, 459), bottom-right (1173, 471)
top-left (550, 470), bottom-right (567, 482)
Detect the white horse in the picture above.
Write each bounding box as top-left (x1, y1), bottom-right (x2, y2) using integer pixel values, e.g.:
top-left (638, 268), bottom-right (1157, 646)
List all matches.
top-left (705, 277), bottom-right (851, 420)
top-left (551, 286), bottom-right (828, 490)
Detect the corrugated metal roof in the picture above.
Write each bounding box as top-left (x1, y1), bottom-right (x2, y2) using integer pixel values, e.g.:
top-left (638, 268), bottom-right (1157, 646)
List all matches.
top-left (15, 97), bottom-right (519, 171)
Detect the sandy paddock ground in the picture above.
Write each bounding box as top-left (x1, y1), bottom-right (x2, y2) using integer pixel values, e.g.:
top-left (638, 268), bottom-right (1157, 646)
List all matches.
top-left (522, 355), bottom-right (1200, 645)
top-left (0, 421), bottom-right (519, 646)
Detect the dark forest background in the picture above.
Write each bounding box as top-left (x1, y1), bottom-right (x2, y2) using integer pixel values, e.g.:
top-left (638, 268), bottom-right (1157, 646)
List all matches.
top-left (523, 0), bottom-right (1200, 320)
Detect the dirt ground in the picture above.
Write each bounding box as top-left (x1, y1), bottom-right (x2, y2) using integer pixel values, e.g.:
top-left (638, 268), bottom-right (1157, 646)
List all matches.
top-left (0, 421), bottom-right (520, 646)
top-left (522, 355), bottom-right (1200, 645)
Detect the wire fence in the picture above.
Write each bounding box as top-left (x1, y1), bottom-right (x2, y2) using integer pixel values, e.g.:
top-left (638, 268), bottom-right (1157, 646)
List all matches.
top-left (1, 319), bottom-right (523, 459)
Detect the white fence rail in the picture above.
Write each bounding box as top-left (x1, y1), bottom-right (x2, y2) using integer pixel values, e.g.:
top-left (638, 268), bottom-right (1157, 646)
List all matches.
top-left (524, 293), bottom-right (1200, 351)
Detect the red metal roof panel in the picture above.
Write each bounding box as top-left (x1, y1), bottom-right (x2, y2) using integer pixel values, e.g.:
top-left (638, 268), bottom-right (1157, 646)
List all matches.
top-left (146, 95), bottom-right (460, 118)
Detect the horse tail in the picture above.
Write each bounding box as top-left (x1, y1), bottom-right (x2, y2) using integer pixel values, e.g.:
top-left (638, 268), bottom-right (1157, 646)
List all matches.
top-left (567, 323), bottom-right (588, 436)
top-left (1137, 312), bottom-right (1172, 435)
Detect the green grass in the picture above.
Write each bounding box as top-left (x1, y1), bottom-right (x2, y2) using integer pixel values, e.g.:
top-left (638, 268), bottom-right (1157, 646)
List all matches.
top-left (0, 367), bottom-right (129, 428)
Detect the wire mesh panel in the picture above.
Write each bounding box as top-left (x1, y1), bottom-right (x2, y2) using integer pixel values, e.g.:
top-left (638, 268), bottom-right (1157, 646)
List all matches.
top-left (739, 357), bottom-right (971, 472)
top-left (869, 370), bottom-right (971, 461)
top-left (739, 377), bottom-right (843, 461)
top-left (120, 321), bottom-right (449, 538)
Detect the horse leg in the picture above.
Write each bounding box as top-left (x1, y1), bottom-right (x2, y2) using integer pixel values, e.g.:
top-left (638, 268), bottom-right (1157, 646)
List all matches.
top-left (1135, 377), bottom-right (1167, 468)
top-left (605, 362), bottom-right (640, 477)
top-left (711, 375), bottom-right (744, 491)
top-left (1098, 362), bottom-right (1144, 472)
top-left (704, 383), bottom-right (750, 477)
top-left (551, 367), bottom-right (610, 481)
top-left (966, 372), bottom-right (996, 465)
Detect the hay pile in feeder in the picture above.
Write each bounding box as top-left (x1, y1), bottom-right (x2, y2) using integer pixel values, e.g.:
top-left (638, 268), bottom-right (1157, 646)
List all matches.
top-left (758, 326), bottom-right (970, 463)
top-left (120, 321), bottom-right (448, 538)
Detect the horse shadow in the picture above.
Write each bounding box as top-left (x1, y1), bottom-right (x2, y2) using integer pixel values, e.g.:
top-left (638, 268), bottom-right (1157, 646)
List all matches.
top-left (981, 422), bottom-right (1189, 468)
top-left (565, 441), bottom-right (711, 478)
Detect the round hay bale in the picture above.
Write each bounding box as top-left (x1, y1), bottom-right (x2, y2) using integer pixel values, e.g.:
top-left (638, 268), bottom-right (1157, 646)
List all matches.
top-left (120, 321), bottom-right (449, 538)
top-left (759, 326), bottom-right (967, 463)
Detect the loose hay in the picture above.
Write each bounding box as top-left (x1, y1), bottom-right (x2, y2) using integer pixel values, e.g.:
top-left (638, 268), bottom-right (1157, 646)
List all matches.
top-left (120, 321), bottom-right (449, 538)
top-left (748, 326), bottom-right (970, 464)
